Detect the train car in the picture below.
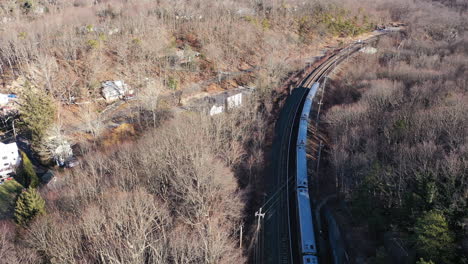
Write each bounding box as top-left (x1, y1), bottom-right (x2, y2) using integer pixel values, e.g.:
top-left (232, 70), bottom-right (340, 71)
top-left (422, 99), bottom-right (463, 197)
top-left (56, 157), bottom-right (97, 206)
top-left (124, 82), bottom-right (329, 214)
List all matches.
top-left (296, 82), bottom-right (319, 189)
top-left (296, 82), bottom-right (320, 263)
top-left (303, 256), bottom-right (319, 264)
top-left (297, 188), bottom-right (318, 255)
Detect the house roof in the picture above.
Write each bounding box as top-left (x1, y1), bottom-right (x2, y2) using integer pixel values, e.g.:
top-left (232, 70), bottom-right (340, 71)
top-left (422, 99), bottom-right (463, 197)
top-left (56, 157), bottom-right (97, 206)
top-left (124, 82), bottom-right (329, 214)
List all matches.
top-left (102, 81), bottom-right (127, 93)
top-left (101, 80), bottom-right (129, 100)
top-left (0, 142), bottom-right (19, 155)
top-left (0, 94), bottom-right (9, 105)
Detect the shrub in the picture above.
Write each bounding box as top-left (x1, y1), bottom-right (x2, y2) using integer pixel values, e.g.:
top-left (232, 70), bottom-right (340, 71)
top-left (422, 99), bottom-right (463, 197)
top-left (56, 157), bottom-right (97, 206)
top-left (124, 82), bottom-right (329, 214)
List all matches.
top-left (86, 39), bottom-right (99, 49)
top-left (167, 76), bottom-right (178, 90)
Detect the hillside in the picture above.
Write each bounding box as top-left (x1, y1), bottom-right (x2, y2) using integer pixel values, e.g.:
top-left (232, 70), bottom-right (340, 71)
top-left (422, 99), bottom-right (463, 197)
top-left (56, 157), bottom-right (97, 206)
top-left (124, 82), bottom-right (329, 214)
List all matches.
top-left (0, 0), bottom-right (466, 263)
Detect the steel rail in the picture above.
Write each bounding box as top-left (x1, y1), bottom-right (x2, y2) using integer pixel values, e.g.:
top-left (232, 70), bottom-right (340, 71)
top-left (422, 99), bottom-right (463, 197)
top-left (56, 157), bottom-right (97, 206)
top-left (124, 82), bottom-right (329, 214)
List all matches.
top-left (289, 39), bottom-right (376, 263)
top-left (261, 34), bottom-right (383, 264)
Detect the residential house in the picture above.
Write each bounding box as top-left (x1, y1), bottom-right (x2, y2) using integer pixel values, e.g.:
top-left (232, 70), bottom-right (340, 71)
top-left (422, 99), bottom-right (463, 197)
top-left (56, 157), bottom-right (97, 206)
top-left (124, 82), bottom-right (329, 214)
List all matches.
top-left (0, 94), bottom-right (19, 115)
top-left (0, 142), bottom-right (20, 178)
top-left (0, 94), bottom-right (9, 106)
top-left (183, 86), bottom-right (254, 116)
top-left (101, 81), bottom-right (133, 102)
top-left (208, 87), bottom-right (251, 116)
top-left (210, 104), bottom-right (225, 116)
top-left (226, 92), bottom-right (242, 109)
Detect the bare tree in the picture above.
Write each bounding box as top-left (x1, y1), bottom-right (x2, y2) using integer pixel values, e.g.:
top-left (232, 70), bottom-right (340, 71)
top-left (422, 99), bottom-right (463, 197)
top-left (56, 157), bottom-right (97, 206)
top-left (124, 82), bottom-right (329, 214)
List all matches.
top-left (139, 78), bottom-right (162, 127)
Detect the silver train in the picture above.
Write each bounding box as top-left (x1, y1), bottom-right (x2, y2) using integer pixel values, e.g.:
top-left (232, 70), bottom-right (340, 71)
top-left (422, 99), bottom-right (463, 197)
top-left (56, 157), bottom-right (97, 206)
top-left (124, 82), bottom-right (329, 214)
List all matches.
top-left (296, 82), bottom-right (320, 264)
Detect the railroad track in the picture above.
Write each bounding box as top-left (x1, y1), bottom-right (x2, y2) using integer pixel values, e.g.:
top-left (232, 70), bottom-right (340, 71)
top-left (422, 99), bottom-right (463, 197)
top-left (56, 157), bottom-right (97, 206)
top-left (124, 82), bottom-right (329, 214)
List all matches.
top-left (258, 35), bottom-right (382, 264)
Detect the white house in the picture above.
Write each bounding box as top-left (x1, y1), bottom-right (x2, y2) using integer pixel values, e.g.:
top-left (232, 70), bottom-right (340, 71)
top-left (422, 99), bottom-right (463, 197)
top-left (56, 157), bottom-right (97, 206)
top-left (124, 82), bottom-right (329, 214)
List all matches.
top-left (207, 87), bottom-right (252, 116)
top-left (101, 80), bottom-right (133, 102)
top-left (0, 94), bottom-right (9, 106)
top-left (226, 93), bottom-right (242, 109)
top-left (209, 104), bottom-right (225, 116)
top-left (0, 142), bottom-right (21, 178)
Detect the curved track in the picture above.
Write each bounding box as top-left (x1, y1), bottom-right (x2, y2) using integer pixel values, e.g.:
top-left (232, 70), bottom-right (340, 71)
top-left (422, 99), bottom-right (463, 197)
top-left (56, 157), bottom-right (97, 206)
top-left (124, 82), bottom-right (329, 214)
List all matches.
top-left (258, 36), bottom-right (381, 264)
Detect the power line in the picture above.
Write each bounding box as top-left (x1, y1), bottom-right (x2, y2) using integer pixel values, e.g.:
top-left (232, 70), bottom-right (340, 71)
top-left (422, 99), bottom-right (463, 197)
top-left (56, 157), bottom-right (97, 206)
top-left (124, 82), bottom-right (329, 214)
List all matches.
top-left (260, 175), bottom-right (295, 215)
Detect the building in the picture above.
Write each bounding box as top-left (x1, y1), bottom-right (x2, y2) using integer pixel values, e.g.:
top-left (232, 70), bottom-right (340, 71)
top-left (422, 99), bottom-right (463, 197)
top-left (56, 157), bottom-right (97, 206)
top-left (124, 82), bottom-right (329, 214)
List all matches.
top-left (226, 92), bottom-right (242, 109)
top-left (0, 94), bottom-right (19, 115)
top-left (101, 80), bottom-right (133, 102)
top-left (208, 92), bottom-right (243, 116)
top-left (0, 94), bottom-right (17, 106)
top-left (0, 142), bottom-right (21, 178)
top-left (210, 104), bottom-right (225, 116)
top-left (208, 91), bottom-right (228, 116)
top-left (183, 86), bottom-right (254, 116)
top-left (208, 87), bottom-right (250, 116)
top-left (0, 94), bottom-right (9, 106)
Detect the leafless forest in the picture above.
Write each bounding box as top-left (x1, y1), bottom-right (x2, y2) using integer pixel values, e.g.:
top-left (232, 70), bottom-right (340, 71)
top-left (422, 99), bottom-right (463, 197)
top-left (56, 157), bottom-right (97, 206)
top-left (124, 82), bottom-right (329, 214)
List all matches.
top-left (325, 1), bottom-right (467, 263)
top-left (0, 0), bottom-right (466, 263)
top-left (0, 0), bottom-right (386, 101)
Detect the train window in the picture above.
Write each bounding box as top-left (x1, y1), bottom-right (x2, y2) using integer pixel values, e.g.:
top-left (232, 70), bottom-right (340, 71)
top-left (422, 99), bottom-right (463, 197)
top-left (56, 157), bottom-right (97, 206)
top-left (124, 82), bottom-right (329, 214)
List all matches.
top-left (306, 258), bottom-right (311, 263)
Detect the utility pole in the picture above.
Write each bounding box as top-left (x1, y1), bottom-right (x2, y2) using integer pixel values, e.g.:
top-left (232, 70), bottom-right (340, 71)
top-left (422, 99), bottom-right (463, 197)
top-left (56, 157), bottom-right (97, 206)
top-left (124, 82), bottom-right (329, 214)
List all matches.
top-left (323, 75), bottom-right (328, 90)
top-left (316, 140), bottom-right (323, 197)
top-left (254, 208), bottom-right (265, 264)
top-left (315, 100), bottom-right (323, 127)
top-left (239, 225), bottom-right (243, 248)
top-left (255, 208), bottom-right (265, 232)
top-left (316, 76), bottom-right (327, 127)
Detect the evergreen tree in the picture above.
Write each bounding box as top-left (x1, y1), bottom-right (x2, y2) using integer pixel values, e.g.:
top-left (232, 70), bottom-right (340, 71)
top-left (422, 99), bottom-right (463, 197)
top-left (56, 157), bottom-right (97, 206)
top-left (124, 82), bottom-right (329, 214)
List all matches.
top-left (19, 85), bottom-right (56, 145)
top-left (416, 258), bottom-right (435, 264)
top-left (414, 210), bottom-right (455, 264)
top-left (18, 151), bottom-right (39, 188)
top-left (14, 187), bottom-right (46, 226)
